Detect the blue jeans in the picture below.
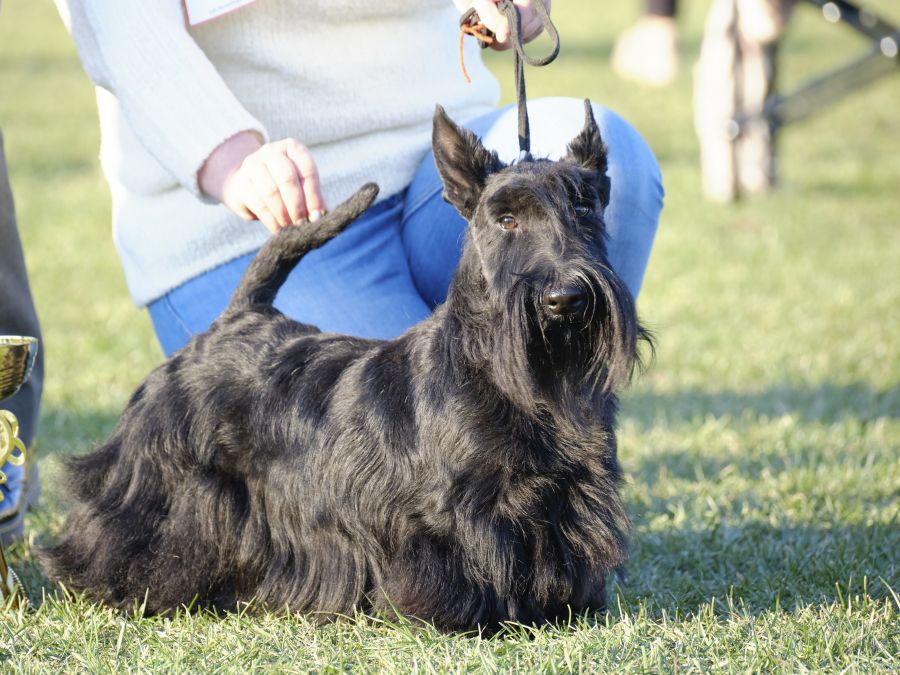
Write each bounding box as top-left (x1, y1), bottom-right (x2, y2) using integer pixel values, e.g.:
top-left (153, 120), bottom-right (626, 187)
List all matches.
top-left (149, 99), bottom-right (664, 356)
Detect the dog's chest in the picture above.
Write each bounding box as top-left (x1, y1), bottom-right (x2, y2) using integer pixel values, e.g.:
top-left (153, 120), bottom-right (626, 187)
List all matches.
top-left (440, 433), bottom-right (612, 525)
top-left (416, 410), bottom-right (624, 566)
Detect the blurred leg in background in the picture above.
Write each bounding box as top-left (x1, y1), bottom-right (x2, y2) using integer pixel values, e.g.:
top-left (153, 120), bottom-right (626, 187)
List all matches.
top-left (694, 0), bottom-right (793, 202)
top-left (0, 130), bottom-right (43, 544)
top-left (613, 0), bottom-right (680, 87)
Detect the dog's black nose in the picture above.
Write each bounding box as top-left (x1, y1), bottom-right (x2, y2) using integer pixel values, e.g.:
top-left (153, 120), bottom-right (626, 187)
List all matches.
top-left (543, 285), bottom-right (587, 316)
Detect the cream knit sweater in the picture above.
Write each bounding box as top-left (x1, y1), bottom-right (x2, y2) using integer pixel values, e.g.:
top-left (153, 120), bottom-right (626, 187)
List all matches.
top-left (55, 0), bottom-right (499, 306)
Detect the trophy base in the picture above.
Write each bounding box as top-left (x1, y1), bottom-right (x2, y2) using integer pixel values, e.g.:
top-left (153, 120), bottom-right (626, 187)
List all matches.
top-left (0, 541), bottom-right (28, 609)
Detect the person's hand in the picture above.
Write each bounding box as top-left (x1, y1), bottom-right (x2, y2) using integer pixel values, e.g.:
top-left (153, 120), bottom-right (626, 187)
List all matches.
top-left (454, 0), bottom-right (552, 50)
top-left (199, 131), bottom-right (327, 232)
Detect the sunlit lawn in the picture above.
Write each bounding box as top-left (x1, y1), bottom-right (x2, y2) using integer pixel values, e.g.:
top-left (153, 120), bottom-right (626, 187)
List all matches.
top-left (0, 0), bottom-right (898, 671)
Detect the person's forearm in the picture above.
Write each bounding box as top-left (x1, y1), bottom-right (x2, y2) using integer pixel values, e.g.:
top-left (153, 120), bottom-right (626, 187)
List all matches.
top-left (54, 0), bottom-right (267, 198)
top-left (198, 131), bottom-right (263, 204)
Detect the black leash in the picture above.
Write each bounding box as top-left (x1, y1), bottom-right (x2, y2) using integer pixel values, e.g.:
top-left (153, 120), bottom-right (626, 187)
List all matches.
top-left (460, 1), bottom-right (561, 158)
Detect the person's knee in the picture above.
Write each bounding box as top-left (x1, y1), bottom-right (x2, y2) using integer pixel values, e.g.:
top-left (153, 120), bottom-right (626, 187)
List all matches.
top-left (590, 107), bottom-right (663, 299)
top-left (591, 103), bottom-right (664, 223)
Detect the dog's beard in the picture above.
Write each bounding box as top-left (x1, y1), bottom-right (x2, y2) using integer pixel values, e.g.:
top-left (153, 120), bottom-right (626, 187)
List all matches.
top-left (575, 264), bottom-right (647, 396)
top-left (491, 266), bottom-right (644, 416)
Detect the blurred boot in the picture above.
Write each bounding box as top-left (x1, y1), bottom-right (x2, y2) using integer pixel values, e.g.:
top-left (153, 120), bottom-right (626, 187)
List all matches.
top-left (612, 15), bottom-right (679, 88)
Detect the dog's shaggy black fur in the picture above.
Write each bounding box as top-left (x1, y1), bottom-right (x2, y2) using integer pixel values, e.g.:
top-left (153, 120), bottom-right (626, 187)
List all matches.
top-left (42, 102), bottom-right (650, 632)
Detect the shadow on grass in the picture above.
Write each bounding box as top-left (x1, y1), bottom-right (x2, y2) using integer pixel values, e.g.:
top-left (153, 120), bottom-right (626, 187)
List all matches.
top-left (20, 383), bottom-right (897, 619)
top-left (15, 519), bottom-right (897, 621)
top-left (621, 381), bottom-right (899, 429)
top-left (618, 519), bottom-right (899, 617)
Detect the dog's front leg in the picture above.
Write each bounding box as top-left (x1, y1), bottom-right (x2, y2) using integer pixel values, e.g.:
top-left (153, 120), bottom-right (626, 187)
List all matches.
top-left (373, 533), bottom-right (505, 633)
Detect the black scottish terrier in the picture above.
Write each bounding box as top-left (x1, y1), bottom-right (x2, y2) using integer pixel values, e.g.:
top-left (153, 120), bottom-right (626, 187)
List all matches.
top-left (42, 101), bottom-right (650, 632)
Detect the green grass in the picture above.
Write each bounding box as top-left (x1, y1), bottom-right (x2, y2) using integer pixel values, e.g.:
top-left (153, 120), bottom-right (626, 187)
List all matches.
top-left (1, 0), bottom-right (898, 671)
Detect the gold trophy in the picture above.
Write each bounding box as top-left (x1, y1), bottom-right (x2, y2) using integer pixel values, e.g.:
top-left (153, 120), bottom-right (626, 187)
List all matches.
top-left (0, 335), bottom-right (38, 608)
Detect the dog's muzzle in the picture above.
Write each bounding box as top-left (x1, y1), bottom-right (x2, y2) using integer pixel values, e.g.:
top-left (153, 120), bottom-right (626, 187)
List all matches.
top-left (542, 284), bottom-right (587, 317)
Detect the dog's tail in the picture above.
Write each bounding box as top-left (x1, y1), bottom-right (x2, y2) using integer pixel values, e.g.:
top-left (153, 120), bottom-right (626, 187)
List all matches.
top-left (227, 183), bottom-right (379, 313)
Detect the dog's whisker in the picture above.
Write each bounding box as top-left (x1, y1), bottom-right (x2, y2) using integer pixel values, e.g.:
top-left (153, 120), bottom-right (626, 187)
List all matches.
top-left (574, 269), bottom-right (599, 338)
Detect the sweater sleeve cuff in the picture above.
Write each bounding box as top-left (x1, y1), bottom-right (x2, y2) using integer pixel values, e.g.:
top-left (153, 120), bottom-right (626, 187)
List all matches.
top-left (181, 120), bottom-right (269, 202)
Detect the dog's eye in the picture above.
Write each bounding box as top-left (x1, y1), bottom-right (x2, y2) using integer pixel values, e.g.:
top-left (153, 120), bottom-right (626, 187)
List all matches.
top-left (497, 215), bottom-right (519, 231)
top-left (574, 204), bottom-right (592, 218)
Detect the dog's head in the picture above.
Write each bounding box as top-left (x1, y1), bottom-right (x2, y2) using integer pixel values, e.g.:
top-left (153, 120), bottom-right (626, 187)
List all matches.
top-left (433, 102), bottom-right (650, 409)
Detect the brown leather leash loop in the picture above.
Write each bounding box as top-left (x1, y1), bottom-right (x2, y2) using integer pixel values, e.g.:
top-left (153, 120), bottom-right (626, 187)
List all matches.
top-left (459, 1), bottom-right (561, 158)
top-left (459, 8), bottom-right (496, 83)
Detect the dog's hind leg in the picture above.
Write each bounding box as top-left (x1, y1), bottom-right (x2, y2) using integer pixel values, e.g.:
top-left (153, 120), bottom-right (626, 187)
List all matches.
top-left (42, 456), bottom-right (235, 612)
top-left (39, 439), bottom-right (176, 610)
top-left (121, 472), bottom-right (249, 612)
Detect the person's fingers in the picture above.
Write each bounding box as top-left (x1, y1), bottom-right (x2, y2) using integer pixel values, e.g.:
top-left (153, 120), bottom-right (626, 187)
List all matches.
top-left (481, 0), bottom-right (550, 46)
top-left (302, 177), bottom-right (326, 222)
top-left (218, 138), bottom-right (325, 230)
top-left (263, 153), bottom-right (305, 224)
top-left (250, 198), bottom-right (281, 232)
top-left (284, 141), bottom-right (327, 220)
top-left (230, 196), bottom-right (257, 222)
top-left (474, 0), bottom-right (509, 44)
top-left (522, 0), bottom-right (552, 42)
top-left (221, 171), bottom-right (258, 221)
top-left (520, 7), bottom-right (543, 42)
top-left (248, 159), bottom-right (292, 229)
top-left (238, 171), bottom-right (282, 232)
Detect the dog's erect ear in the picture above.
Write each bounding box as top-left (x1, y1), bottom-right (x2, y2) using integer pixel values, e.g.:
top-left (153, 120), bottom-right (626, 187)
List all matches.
top-left (433, 105), bottom-right (502, 220)
top-left (564, 100), bottom-right (611, 207)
